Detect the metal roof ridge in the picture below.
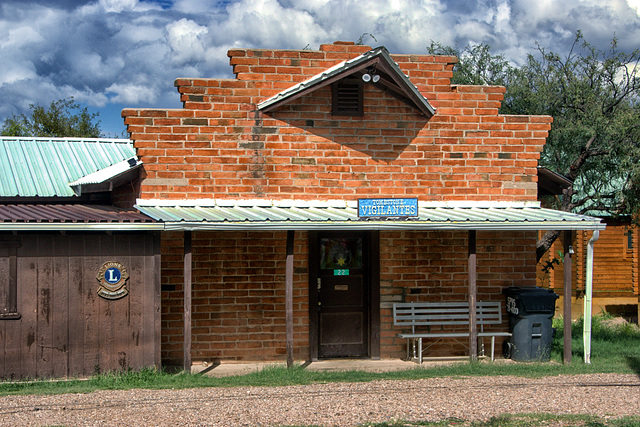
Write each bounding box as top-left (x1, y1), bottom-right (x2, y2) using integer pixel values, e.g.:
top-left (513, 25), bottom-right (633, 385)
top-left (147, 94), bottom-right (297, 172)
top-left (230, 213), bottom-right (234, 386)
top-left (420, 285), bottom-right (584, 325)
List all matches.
top-left (0, 136), bottom-right (132, 143)
top-left (69, 158), bottom-right (141, 186)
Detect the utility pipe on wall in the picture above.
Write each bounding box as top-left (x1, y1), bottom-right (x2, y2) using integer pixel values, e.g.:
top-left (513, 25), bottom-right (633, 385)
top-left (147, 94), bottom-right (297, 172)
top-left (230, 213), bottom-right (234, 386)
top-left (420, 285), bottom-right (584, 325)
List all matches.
top-left (583, 230), bottom-right (599, 364)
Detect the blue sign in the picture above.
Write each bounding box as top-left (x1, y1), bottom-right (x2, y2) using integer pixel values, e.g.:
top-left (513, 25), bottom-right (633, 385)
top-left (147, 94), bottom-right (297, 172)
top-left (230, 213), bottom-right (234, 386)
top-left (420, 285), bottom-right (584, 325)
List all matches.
top-left (358, 198), bottom-right (418, 218)
top-left (105, 267), bottom-right (122, 284)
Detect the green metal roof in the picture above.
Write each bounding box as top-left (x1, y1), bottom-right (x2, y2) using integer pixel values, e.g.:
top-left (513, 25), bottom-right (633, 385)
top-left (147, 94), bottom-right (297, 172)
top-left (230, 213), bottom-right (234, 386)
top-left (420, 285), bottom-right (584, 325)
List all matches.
top-left (135, 199), bottom-right (605, 231)
top-left (0, 137), bottom-right (137, 197)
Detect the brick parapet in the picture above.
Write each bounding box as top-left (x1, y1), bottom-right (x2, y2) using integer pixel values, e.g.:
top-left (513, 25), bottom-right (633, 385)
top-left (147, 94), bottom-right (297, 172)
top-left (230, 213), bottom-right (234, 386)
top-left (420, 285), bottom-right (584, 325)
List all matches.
top-left (123, 41), bottom-right (551, 202)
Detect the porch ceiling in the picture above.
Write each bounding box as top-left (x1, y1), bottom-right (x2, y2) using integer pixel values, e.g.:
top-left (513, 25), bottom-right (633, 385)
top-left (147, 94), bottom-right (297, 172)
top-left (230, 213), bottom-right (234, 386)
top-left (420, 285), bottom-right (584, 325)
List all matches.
top-left (134, 199), bottom-right (605, 231)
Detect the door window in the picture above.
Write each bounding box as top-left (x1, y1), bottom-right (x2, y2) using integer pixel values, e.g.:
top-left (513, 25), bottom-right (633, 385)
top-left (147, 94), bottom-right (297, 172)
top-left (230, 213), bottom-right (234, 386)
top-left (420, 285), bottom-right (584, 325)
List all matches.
top-left (320, 238), bottom-right (362, 270)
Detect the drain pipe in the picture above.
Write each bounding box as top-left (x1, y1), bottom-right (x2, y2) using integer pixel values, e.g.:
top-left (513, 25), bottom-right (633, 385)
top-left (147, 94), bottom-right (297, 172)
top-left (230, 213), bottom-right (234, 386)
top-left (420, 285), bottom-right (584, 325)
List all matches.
top-left (583, 230), bottom-right (599, 364)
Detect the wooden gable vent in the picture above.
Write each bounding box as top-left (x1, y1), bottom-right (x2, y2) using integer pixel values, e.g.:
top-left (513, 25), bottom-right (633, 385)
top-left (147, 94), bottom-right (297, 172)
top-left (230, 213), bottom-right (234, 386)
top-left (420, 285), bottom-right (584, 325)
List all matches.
top-left (332, 76), bottom-right (363, 116)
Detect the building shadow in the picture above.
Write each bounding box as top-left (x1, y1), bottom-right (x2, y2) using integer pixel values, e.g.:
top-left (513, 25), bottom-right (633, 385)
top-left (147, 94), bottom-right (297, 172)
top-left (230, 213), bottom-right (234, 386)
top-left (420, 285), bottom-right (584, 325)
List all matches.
top-left (626, 356), bottom-right (640, 380)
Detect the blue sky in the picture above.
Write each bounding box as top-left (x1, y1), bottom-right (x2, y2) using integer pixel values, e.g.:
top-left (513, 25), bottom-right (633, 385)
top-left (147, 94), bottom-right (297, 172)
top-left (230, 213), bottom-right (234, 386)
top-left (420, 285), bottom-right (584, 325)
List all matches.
top-left (1, 0), bottom-right (640, 137)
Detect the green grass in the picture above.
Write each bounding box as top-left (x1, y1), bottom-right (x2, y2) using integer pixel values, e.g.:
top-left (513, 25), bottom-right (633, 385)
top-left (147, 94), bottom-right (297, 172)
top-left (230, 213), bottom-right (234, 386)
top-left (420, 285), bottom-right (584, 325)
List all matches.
top-left (1, 314), bottom-right (638, 397)
top-left (354, 414), bottom-right (640, 426)
top-left (549, 312), bottom-right (640, 372)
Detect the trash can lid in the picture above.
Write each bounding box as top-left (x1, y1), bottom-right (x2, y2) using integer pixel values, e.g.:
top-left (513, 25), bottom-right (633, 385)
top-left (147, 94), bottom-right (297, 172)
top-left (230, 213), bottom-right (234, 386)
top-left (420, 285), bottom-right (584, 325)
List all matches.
top-left (502, 286), bottom-right (558, 297)
top-left (503, 286), bottom-right (559, 314)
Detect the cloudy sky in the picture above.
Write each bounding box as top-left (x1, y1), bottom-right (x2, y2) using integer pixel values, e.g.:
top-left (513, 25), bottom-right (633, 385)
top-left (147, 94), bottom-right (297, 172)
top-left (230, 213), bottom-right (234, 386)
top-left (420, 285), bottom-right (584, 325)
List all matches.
top-left (1, 0), bottom-right (640, 137)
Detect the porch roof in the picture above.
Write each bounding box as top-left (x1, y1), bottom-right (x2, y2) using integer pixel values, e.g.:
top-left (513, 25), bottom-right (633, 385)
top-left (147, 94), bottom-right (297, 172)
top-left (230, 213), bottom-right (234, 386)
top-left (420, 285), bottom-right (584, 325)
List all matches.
top-left (0, 204), bottom-right (162, 230)
top-left (134, 199), bottom-right (605, 231)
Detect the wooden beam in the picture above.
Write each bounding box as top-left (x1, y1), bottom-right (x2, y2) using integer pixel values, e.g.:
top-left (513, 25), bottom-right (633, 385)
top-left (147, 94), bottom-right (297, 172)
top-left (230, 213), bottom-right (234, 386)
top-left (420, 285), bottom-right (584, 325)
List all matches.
top-left (183, 231), bottom-right (192, 373)
top-left (285, 230), bottom-right (295, 368)
top-left (468, 230), bottom-right (478, 362)
top-left (563, 230), bottom-right (572, 364)
top-left (153, 232), bottom-right (162, 369)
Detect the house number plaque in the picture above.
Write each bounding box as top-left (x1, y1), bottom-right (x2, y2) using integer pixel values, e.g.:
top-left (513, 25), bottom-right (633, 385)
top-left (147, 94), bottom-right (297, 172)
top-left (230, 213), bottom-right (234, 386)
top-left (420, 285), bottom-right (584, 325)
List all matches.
top-left (96, 261), bottom-right (129, 300)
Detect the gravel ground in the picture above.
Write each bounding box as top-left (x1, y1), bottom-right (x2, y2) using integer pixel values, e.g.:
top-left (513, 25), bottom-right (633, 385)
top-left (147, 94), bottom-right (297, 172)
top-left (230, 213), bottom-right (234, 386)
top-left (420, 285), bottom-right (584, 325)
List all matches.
top-left (0, 373), bottom-right (638, 426)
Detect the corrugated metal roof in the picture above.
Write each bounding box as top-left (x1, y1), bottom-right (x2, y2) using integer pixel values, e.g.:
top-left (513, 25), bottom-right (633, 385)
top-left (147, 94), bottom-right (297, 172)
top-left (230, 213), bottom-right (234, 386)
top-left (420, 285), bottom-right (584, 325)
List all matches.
top-left (69, 158), bottom-right (141, 186)
top-left (0, 137), bottom-right (137, 197)
top-left (257, 46), bottom-right (436, 118)
top-left (134, 199), bottom-right (605, 231)
top-left (0, 204), bottom-right (161, 230)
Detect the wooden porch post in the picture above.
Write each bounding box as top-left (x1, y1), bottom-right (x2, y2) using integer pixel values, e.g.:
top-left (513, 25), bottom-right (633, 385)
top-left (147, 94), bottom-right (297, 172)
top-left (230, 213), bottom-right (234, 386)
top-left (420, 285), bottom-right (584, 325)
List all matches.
top-left (285, 230), bottom-right (295, 368)
top-left (563, 230), bottom-right (572, 364)
top-left (183, 231), bottom-right (192, 373)
top-left (468, 230), bottom-right (478, 361)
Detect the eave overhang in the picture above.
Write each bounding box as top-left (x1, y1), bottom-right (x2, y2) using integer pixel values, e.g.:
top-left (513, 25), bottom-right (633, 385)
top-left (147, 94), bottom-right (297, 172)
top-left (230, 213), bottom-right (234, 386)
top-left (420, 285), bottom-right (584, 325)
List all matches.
top-left (537, 167), bottom-right (573, 196)
top-left (257, 46), bottom-right (436, 118)
top-left (69, 158), bottom-right (142, 196)
top-left (0, 204), bottom-right (162, 231)
top-left (134, 199), bottom-right (605, 232)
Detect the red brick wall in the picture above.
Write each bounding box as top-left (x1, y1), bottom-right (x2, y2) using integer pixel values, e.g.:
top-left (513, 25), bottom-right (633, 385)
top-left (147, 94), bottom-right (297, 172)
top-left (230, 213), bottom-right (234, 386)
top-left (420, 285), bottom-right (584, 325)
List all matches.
top-left (123, 41), bottom-right (551, 203)
top-left (160, 231), bottom-right (309, 366)
top-left (160, 229), bottom-right (534, 365)
top-left (126, 41), bottom-right (549, 364)
top-left (380, 230), bottom-right (536, 359)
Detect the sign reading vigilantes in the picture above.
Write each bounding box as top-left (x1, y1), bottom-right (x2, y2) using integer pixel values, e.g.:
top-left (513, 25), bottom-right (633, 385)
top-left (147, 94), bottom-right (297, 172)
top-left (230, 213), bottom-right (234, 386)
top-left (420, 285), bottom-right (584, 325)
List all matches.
top-left (358, 198), bottom-right (418, 219)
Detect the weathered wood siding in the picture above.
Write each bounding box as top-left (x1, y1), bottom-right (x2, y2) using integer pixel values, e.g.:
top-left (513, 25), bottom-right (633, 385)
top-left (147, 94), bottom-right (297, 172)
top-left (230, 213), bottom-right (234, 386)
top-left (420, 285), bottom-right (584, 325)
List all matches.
top-left (540, 224), bottom-right (637, 296)
top-left (0, 232), bottom-right (161, 380)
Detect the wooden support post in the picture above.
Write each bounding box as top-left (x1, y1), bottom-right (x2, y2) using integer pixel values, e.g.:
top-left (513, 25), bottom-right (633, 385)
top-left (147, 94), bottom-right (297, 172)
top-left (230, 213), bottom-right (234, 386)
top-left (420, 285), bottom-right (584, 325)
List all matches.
top-left (285, 230), bottom-right (295, 368)
top-left (468, 230), bottom-right (478, 362)
top-left (183, 231), bottom-right (192, 373)
top-left (563, 230), bottom-right (572, 364)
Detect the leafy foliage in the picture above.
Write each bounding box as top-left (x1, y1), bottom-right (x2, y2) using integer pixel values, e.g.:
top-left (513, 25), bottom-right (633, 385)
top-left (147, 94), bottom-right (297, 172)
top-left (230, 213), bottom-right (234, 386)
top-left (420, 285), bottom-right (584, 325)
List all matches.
top-left (507, 32), bottom-right (640, 218)
top-left (1, 97), bottom-right (101, 137)
top-left (427, 41), bottom-right (518, 88)
top-left (430, 33), bottom-right (640, 258)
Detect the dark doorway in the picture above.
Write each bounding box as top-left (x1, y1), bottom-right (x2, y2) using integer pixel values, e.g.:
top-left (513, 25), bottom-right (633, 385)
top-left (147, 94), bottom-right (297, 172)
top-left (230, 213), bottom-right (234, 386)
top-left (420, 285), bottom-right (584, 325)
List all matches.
top-left (309, 231), bottom-right (379, 360)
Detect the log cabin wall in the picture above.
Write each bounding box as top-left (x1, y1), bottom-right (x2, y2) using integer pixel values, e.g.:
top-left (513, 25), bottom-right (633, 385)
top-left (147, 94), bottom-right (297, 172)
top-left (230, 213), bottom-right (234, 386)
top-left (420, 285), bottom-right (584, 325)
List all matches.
top-left (537, 221), bottom-right (639, 322)
top-left (0, 232), bottom-right (161, 380)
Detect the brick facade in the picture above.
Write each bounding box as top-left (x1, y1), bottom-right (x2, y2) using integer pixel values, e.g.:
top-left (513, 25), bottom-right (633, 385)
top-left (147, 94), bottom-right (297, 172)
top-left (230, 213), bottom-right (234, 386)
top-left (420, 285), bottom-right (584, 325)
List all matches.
top-left (123, 41), bottom-right (550, 203)
top-left (124, 41), bottom-right (550, 365)
top-left (158, 229), bottom-right (535, 365)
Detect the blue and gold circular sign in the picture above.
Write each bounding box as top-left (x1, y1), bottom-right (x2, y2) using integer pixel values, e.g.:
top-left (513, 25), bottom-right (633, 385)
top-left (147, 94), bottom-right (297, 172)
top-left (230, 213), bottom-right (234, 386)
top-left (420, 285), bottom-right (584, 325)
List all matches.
top-left (96, 261), bottom-right (129, 300)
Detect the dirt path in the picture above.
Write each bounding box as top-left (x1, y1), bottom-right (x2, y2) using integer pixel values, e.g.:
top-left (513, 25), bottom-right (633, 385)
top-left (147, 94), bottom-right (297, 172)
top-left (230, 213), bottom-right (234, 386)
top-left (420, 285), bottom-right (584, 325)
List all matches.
top-left (0, 373), bottom-right (638, 426)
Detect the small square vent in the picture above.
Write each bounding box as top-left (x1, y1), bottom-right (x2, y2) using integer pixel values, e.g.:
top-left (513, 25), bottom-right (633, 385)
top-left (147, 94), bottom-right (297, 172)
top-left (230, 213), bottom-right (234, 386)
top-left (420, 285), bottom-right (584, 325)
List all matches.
top-left (332, 77), bottom-right (363, 116)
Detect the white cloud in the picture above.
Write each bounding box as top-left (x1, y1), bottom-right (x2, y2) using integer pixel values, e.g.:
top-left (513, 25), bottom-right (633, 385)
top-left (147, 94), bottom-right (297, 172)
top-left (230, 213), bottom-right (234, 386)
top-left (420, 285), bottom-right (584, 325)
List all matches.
top-left (106, 82), bottom-right (158, 104)
top-left (99, 0), bottom-right (137, 13)
top-left (165, 18), bottom-right (208, 65)
top-left (1, 0), bottom-right (640, 135)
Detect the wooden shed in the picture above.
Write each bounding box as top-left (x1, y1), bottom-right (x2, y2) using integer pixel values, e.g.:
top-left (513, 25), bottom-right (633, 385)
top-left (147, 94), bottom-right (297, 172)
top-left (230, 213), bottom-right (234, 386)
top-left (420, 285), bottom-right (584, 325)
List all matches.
top-left (0, 137), bottom-right (163, 380)
top-left (536, 168), bottom-right (639, 323)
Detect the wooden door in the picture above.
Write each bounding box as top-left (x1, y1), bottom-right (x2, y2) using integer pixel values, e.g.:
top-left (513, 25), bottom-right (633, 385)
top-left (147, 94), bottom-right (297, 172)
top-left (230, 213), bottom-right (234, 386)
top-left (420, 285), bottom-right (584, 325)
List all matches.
top-left (315, 233), bottom-right (369, 358)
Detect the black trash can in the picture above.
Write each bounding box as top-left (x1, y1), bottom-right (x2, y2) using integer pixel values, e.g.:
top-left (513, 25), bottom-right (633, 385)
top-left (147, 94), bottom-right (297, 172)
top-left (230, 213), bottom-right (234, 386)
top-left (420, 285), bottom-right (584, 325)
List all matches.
top-left (502, 287), bottom-right (558, 362)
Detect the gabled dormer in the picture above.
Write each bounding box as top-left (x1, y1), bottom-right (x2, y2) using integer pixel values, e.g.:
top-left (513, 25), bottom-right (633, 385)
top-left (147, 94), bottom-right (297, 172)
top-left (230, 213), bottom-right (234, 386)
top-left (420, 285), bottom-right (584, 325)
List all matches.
top-left (258, 46), bottom-right (435, 119)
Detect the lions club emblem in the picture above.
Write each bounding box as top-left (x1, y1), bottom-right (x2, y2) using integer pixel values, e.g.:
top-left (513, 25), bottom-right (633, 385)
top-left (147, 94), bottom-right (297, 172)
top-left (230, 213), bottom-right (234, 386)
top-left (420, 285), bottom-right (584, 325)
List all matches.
top-left (96, 261), bottom-right (129, 300)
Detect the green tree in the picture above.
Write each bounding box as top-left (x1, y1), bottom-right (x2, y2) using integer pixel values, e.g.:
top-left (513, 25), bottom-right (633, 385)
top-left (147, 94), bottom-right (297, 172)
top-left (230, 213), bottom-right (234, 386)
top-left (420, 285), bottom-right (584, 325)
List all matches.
top-left (427, 41), bottom-right (517, 87)
top-left (1, 97), bottom-right (101, 137)
top-left (430, 33), bottom-right (640, 260)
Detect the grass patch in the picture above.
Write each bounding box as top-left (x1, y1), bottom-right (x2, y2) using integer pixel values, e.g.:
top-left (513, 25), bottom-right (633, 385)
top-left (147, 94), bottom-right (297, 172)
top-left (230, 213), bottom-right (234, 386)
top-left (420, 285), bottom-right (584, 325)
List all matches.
top-left (550, 312), bottom-right (640, 372)
top-left (1, 314), bottom-right (638, 397)
top-left (354, 414), bottom-right (640, 426)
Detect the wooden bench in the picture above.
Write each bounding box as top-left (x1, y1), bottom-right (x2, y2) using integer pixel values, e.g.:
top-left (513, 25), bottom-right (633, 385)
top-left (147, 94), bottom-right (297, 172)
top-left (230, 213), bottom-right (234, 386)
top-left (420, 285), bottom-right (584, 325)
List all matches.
top-left (393, 301), bottom-right (511, 363)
